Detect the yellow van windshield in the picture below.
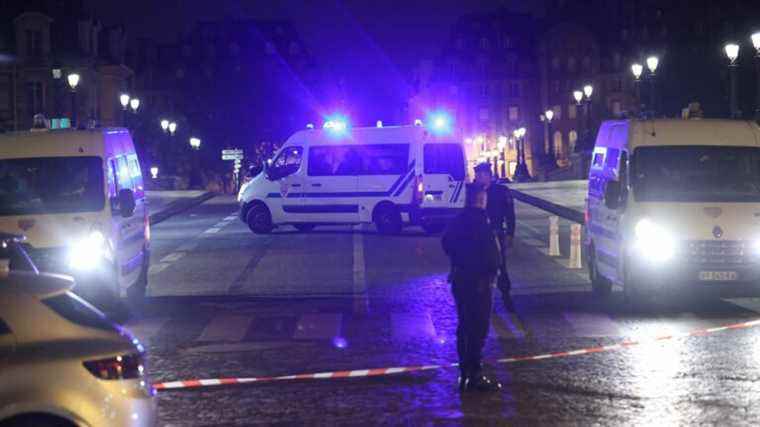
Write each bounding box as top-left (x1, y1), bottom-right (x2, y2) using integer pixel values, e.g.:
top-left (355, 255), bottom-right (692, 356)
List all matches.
top-left (0, 156), bottom-right (104, 215)
top-left (633, 146), bottom-right (760, 202)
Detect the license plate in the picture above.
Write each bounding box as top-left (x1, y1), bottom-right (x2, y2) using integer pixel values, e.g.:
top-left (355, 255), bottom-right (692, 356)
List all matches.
top-left (698, 271), bottom-right (738, 281)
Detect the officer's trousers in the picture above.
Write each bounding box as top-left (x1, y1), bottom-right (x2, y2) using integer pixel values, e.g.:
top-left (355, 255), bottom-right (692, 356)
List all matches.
top-left (452, 277), bottom-right (494, 377)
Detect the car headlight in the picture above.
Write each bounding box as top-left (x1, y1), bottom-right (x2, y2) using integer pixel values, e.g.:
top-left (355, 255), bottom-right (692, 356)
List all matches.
top-left (68, 230), bottom-right (110, 271)
top-left (633, 218), bottom-right (675, 262)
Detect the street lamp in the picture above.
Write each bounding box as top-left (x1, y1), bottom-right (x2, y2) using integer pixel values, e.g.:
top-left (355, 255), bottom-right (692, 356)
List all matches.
top-left (67, 73), bottom-right (80, 127)
top-left (573, 90), bottom-right (583, 105)
top-left (160, 119), bottom-right (169, 132)
top-left (544, 109), bottom-right (555, 167)
top-left (168, 121), bottom-right (177, 136)
top-left (725, 43), bottom-right (741, 118)
top-left (583, 84), bottom-right (594, 99)
top-left (631, 63), bottom-right (644, 114)
top-left (752, 32), bottom-right (760, 120)
top-left (512, 127), bottom-right (530, 182)
top-left (189, 137), bottom-right (201, 150)
top-left (150, 166), bottom-right (159, 179)
top-left (129, 98), bottom-right (140, 113)
top-left (120, 94), bottom-right (130, 110)
top-left (646, 56), bottom-right (659, 74)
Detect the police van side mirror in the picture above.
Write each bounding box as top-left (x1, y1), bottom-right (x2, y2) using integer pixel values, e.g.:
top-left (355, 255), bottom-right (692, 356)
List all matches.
top-left (604, 181), bottom-right (621, 210)
top-left (117, 189), bottom-right (136, 217)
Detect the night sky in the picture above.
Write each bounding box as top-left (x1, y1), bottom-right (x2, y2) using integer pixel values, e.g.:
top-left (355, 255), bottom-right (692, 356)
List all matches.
top-left (84, 0), bottom-right (544, 123)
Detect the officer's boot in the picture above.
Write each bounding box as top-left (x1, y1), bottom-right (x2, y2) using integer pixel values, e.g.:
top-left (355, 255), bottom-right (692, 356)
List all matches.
top-left (467, 365), bottom-right (502, 392)
top-left (457, 366), bottom-right (469, 392)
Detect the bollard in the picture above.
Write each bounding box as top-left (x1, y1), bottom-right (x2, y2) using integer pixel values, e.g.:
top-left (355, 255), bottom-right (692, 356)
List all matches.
top-left (548, 216), bottom-right (561, 256)
top-left (568, 224), bottom-right (583, 269)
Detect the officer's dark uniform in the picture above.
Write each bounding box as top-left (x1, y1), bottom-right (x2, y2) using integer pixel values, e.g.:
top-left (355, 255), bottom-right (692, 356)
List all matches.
top-left (442, 188), bottom-right (501, 391)
top-left (485, 182), bottom-right (516, 293)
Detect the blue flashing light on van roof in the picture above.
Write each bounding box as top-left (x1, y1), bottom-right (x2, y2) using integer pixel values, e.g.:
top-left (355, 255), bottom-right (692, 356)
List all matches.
top-left (426, 111), bottom-right (453, 135)
top-left (323, 114), bottom-right (349, 136)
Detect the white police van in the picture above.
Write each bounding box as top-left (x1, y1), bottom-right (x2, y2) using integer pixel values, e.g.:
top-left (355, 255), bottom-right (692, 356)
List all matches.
top-left (0, 126), bottom-right (150, 308)
top-left (586, 119), bottom-right (760, 302)
top-left (238, 123), bottom-right (467, 234)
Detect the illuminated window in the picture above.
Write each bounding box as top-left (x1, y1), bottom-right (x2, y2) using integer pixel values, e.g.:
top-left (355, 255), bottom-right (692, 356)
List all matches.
top-left (569, 104), bottom-right (577, 119)
top-left (569, 130), bottom-right (578, 152)
top-left (612, 100), bottom-right (622, 116)
top-left (553, 131), bottom-right (563, 160)
top-left (552, 105), bottom-right (562, 120)
top-left (508, 106), bottom-right (519, 121)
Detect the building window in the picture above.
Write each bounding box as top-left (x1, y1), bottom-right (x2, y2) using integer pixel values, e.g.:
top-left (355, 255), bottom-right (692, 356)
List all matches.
top-left (569, 104), bottom-right (577, 119)
top-left (456, 38), bottom-right (464, 50)
top-left (25, 30), bottom-right (42, 57)
top-left (552, 57), bottom-right (560, 70)
top-left (569, 130), bottom-right (578, 153)
top-left (552, 80), bottom-right (560, 95)
top-left (480, 37), bottom-right (490, 50)
top-left (265, 42), bottom-right (276, 55)
top-left (289, 42), bottom-right (300, 55)
top-left (552, 105), bottom-right (562, 120)
top-left (504, 36), bottom-right (513, 49)
top-left (612, 100), bottom-right (622, 116)
top-left (553, 131), bottom-right (564, 160)
top-left (509, 82), bottom-right (520, 97)
top-left (508, 106), bottom-right (519, 121)
top-left (479, 84), bottom-right (488, 97)
top-left (613, 52), bottom-right (621, 69)
top-left (613, 78), bottom-right (623, 92)
top-left (568, 56), bottom-right (577, 72)
top-left (583, 56), bottom-right (592, 71)
top-left (24, 81), bottom-right (43, 119)
top-left (479, 108), bottom-right (490, 121)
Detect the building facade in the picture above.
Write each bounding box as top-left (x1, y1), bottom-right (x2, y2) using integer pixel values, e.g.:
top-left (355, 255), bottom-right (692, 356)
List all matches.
top-left (0, 1), bottom-right (133, 132)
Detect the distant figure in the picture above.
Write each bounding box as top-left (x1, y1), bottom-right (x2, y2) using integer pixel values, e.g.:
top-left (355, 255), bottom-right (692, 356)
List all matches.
top-left (474, 162), bottom-right (515, 307)
top-left (442, 183), bottom-right (502, 392)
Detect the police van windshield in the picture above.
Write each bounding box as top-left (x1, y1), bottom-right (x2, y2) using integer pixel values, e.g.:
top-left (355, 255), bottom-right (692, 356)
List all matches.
top-left (0, 156), bottom-right (105, 215)
top-left (633, 146), bottom-right (760, 202)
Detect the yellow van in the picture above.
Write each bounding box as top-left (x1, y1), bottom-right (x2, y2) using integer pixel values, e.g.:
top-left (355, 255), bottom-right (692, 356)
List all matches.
top-left (586, 119), bottom-right (760, 303)
top-left (0, 128), bottom-right (150, 308)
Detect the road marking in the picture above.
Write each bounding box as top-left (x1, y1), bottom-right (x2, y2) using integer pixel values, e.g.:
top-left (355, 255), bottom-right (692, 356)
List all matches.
top-left (160, 252), bottom-right (185, 263)
top-left (293, 313), bottom-right (343, 340)
top-left (196, 315), bottom-right (254, 342)
top-left (148, 262), bottom-right (170, 275)
top-left (204, 227), bottom-right (222, 234)
top-left (523, 238), bottom-right (545, 247)
top-left (352, 225), bottom-right (368, 314)
top-left (391, 313), bottom-right (436, 341)
top-left (176, 242), bottom-right (197, 252)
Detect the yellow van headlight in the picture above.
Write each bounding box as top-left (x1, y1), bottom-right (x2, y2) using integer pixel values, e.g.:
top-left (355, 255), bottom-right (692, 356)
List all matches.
top-left (68, 230), bottom-right (110, 271)
top-left (633, 218), bottom-right (675, 262)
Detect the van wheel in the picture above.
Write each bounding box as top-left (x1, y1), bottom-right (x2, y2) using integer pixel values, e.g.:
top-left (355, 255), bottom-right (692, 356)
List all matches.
top-left (374, 204), bottom-right (402, 235)
top-left (421, 222), bottom-right (446, 235)
top-left (246, 203), bottom-right (273, 234)
top-left (294, 224), bottom-right (316, 232)
top-left (588, 244), bottom-right (612, 297)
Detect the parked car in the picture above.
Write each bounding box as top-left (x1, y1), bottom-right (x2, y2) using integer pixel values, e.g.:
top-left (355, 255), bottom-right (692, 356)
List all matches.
top-left (0, 234), bottom-right (156, 427)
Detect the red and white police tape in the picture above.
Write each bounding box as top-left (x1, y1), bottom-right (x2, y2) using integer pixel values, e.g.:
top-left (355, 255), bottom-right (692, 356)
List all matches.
top-left (152, 317), bottom-right (760, 391)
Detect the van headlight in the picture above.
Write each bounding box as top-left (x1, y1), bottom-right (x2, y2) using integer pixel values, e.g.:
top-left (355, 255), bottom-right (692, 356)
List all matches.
top-left (68, 230), bottom-right (110, 271)
top-left (633, 218), bottom-right (675, 262)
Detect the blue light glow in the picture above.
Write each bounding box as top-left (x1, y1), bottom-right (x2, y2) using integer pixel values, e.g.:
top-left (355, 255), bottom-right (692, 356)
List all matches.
top-left (426, 111), bottom-right (453, 135)
top-left (323, 114), bottom-right (349, 137)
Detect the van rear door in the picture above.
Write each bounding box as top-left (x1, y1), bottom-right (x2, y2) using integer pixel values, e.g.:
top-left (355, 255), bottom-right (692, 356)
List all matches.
top-left (421, 143), bottom-right (466, 209)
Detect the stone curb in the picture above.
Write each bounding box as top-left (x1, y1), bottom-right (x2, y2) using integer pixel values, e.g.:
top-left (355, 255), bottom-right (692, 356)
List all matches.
top-left (149, 192), bottom-right (217, 226)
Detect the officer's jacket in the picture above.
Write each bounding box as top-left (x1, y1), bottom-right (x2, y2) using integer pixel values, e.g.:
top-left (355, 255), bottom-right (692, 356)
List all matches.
top-left (442, 208), bottom-right (500, 280)
top-left (486, 184), bottom-right (516, 237)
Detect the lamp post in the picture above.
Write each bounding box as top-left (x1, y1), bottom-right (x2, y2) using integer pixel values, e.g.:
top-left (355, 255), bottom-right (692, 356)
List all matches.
top-left (129, 98), bottom-right (140, 114)
top-left (582, 84), bottom-right (593, 151)
top-left (646, 56), bottom-right (659, 116)
top-left (753, 32), bottom-right (760, 121)
top-left (51, 68), bottom-right (62, 118)
top-left (67, 73), bottom-right (80, 128)
top-left (725, 43), bottom-right (740, 118)
top-left (542, 109), bottom-right (555, 167)
top-left (513, 127), bottom-right (531, 182)
top-left (631, 63), bottom-right (643, 115)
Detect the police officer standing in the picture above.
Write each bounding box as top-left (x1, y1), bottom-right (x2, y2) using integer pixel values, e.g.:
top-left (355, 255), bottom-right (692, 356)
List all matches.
top-left (473, 163), bottom-right (516, 306)
top-left (442, 183), bottom-right (502, 392)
